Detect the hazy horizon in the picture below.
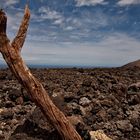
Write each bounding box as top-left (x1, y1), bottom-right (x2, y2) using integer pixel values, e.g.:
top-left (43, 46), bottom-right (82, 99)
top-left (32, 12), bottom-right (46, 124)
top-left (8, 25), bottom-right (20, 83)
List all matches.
top-left (0, 0), bottom-right (140, 67)
top-left (0, 59), bottom-right (138, 68)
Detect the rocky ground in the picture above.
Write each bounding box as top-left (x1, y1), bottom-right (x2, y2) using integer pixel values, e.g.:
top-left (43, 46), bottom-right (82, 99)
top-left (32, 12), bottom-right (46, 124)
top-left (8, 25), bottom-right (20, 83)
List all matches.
top-left (0, 66), bottom-right (140, 140)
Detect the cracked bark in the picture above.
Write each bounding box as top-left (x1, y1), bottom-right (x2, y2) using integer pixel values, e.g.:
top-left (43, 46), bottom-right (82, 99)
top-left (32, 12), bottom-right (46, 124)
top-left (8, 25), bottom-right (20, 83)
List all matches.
top-left (0, 5), bottom-right (82, 140)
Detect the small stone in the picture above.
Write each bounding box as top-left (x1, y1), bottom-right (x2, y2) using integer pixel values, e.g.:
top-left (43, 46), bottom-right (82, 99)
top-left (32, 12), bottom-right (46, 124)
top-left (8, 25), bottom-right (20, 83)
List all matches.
top-left (5, 101), bottom-right (15, 108)
top-left (1, 109), bottom-right (14, 120)
top-left (0, 135), bottom-right (5, 140)
top-left (0, 130), bottom-right (2, 135)
top-left (67, 115), bottom-right (83, 126)
top-left (0, 108), bottom-right (4, 113)
top-left (82, 79), bottom-right (92, 87)
top-left (128, 82), bottom-right (140, 93)
top-left (66, 102), bottom-right (82, 115)
top-left (0, 122), bottom-right (6, 130)
top-left (16, 97), bottom-right (24, 105)
top-left (96, 110), bottom-right (108, 122)
top-left (128, 94), bottom-right (140, 105)
top-left (64, 92), bottom-right (76, 102)
top-left (80, 105), bottom-right (93, 116)
top-left (11, 119), bottom-right (18, 126)
top-left (103, 122), bottom-right (117, 132)
top-left (90, 100), bottom-right (101, 114)
top-left (100, 99), bottom-right (113, 108)
top-left (79, 97), bottom-right (91, 106)
top-left (8, 88), bottom-right (21, 101)
top-left (116, 120), bottom-right (133, 132)
top-left (0, 72), bottom-right (7, 80)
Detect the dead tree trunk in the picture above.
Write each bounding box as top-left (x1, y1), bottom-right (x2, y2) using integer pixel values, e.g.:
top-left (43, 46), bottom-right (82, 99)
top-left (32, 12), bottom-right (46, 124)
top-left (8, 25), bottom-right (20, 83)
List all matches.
top-left (0, 5), bottom-right (82, 140)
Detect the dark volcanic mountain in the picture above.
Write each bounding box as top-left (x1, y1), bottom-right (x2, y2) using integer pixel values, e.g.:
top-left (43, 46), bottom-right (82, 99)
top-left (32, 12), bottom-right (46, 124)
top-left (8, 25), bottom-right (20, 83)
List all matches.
top-left (122, 59), bottom-right (140, 68)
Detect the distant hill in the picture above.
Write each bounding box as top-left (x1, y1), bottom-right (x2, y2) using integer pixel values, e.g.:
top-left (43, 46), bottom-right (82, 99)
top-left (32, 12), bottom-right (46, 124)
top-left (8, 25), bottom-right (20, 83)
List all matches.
top-left (122, 59), bottom-right (140, 68)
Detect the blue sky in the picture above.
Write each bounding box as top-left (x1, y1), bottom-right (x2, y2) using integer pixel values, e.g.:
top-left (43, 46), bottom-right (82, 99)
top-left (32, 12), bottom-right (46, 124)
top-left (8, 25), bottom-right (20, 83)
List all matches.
top-left (0, 0), bottom-right (140, 67)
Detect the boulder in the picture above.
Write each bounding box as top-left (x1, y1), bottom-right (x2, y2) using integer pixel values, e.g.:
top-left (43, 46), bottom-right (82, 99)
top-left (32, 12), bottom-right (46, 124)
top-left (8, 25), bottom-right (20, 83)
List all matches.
top-left (79, 97), bottom-right (91, 106)
top-left (89, 130), bottom-right (112, 140)
top-left (128, 82), bottom-right (140, 93)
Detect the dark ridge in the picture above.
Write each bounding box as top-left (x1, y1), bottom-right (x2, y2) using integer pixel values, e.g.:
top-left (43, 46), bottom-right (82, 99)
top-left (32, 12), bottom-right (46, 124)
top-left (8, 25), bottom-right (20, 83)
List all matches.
top-left (122, 59), bottom-right (140, 69)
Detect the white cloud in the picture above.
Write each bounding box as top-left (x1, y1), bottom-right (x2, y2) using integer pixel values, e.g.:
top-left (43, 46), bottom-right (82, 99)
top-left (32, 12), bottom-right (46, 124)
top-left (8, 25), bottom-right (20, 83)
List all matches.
top-left (0, 0), bottom-right (19, 9)
top-left (117, 0), bottom-right (140, 6)
top-left (53, 18), bottom-right (64, 25)
top-left (37, 6), bottom-right (65, 26)
top-left (63, 9), bottom-right (109, 32)
top-left (64, 26), bottom-right (74, 31)
top-left (38, 7), bottom-right (64, 25)
top-left (4, 0), bottom-right (19, 6)
top-left (75, 0), bottom-right (106, 7)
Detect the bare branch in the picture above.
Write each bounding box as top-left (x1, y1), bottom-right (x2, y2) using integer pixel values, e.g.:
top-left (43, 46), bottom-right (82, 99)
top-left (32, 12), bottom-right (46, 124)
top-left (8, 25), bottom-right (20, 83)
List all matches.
top-left (0, 9), bottom-right (9, 52)
top-left (0, 6), bottom-right (82, 140)
top-left (0, 9), bottom-right (7, 35)
top-left (11, 5), bottom-right (30, 51)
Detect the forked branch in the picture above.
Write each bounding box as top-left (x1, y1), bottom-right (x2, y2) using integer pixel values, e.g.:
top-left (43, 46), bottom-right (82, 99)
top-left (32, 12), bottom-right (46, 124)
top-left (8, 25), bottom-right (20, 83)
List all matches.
top-left (0, 5), bottom-right (82, 140)
top-left (11, 4), bottom-right (30, 51)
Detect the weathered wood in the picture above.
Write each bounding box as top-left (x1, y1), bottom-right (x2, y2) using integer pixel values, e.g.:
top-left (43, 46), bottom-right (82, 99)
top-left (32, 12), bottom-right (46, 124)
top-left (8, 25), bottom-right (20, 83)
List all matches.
top-left (0, 5), bottom-right (82, 140)
top-left (0, 9), bottom-right (7, 34)
top-left (11, 5), bottom-right (30, 51)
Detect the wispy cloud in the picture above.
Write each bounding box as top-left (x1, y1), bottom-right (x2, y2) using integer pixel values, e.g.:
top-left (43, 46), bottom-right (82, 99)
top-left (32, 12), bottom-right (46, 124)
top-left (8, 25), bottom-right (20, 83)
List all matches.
top-left (19, 33), bottom-right (140, 67)
top-left (6, 0), bottom-right (18, 6)
top-left (38, 6), bottom-right (64, 25)
top-left (75, 0), bottom-right (107, 7)
top-left (62, 9), bottom-right (109, 32)
top-left (117, 0), bottom-right (140, 6)
top-left (1, 0), bottom-right (19, 7)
